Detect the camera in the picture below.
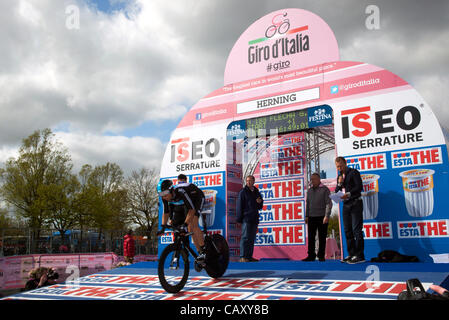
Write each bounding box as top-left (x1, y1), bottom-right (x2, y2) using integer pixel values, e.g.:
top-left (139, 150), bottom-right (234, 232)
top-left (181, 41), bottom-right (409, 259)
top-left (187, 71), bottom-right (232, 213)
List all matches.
top-left (398, 278), bottom-right (449, 300)
top-left (46, 268), bottom-right (59, 280)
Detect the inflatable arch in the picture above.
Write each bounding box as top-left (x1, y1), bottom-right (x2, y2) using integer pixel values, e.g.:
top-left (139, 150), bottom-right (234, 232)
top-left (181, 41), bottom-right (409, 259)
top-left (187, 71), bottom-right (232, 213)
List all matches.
top-left (158, 8), bottom-right (449, 262)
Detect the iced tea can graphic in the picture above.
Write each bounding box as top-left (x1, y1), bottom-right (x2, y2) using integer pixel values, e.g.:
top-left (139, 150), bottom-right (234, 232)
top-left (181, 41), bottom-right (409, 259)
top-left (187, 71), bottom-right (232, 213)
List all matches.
top-left (199, 189), bottom-right (218, 228)
top-left (399, 169), bottom-right (435, 217)
top-left (361, 174), bottom-right (380, 220)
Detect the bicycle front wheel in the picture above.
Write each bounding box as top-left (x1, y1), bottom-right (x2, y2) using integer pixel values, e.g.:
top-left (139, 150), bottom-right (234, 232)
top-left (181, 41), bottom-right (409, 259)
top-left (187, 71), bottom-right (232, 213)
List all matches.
top-left (158, 244), bottom-right (190, 293)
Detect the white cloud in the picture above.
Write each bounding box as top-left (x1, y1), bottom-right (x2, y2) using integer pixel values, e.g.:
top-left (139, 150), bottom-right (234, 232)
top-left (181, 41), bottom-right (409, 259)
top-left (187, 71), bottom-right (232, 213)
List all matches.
top-left (0, 0), bottom-right (217, 142)
top-left (0, 130), bottom-right (165, 176)
top-left (0, 146), bottom-right (20, 167)
top-left (413, 75), bottom-right (449, 128)
top-left (0, 0), bottom-right (448, 175)
top-left (339, 28), bottom-right (449, 135)
top-left (0, 0), bottom-right (220, 174)
top-left (54, 131), bottom-right (165, 175)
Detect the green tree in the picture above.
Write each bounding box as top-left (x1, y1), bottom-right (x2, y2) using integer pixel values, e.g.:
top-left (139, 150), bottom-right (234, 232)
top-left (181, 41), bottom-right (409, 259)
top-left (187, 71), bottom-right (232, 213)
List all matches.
top-left (124, 168), bottom-right (159, 247)
top-left (0, 208), bottom-right (13, 229)
top-left (81, 162), bottom-right (127, 240)
top-left (38, 173), bottom-right (80, 245)
top-left (88, 162), bottom-right (124, 195)
top-left (0, 129), bottom-right (73, 249)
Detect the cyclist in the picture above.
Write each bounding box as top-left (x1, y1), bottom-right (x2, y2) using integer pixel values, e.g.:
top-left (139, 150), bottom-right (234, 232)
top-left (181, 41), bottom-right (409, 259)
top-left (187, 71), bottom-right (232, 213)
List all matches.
top-left (162, 174), bottom-right (189, 227)
top-left (157, 179), bottom-right (206, 263)
top-left (177, 173), bottom-right (188, 184)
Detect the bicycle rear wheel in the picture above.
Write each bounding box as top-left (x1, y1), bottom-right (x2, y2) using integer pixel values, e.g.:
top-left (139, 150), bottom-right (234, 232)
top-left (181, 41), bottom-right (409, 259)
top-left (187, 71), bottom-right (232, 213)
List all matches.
top-left (205, 234), bottom-right (229, 278)
top-left (158, 244), bottom-right (190, 293)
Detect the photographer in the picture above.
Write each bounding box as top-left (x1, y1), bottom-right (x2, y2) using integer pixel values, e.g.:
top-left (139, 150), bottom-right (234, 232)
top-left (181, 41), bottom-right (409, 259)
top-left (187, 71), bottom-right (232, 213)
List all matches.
top-left (430, 284), bottom-right (449, 299)
top-left (24, 267), bottom-right (59, 291)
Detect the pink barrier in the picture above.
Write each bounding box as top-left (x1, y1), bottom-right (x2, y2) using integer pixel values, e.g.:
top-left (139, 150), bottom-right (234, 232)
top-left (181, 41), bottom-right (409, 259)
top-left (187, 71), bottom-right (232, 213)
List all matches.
top-left (0, 254), bottom-right (40, 290)
top-left (325, 238), bottom-right (341, 260)
top-left (0, 253), bottom-right (157, 290)
top-left (118, 254), bottom-right (158, 263)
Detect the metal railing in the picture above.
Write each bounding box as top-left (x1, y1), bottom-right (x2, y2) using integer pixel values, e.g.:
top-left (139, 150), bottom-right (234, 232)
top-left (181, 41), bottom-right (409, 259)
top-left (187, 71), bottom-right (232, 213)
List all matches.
top-left (0, 228), bottom-right (158, 257)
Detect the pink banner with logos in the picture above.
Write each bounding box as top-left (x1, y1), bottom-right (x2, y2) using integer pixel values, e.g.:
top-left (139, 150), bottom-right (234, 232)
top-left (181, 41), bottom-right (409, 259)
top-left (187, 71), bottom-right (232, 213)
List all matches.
top-left (0, 253), bottom-right (157, 290)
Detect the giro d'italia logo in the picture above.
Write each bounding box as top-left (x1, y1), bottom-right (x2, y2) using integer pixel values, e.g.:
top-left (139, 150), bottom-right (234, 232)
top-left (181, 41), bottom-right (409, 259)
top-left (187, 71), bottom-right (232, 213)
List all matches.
top-left (249, 13), bottom-right (308, 45)
top-left (247, 12), bottom-right (310, 65)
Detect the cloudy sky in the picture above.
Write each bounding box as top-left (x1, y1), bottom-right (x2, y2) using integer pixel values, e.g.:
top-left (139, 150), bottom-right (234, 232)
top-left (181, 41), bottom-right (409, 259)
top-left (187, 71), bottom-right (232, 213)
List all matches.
top-left (0, 0), bottom-right (448, 176)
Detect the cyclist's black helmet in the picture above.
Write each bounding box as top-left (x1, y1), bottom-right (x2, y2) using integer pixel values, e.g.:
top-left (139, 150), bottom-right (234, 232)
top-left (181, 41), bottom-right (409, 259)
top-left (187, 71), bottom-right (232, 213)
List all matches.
top-left (157, 179), bottom-right (173, 196)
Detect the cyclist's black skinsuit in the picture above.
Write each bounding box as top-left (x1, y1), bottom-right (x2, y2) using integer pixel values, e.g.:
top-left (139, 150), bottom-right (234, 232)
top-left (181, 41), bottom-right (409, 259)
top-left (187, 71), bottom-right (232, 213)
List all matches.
top-left (162, 183), bottom-right (205, 225)
top-left (163, 198), bottom-right (187, 226)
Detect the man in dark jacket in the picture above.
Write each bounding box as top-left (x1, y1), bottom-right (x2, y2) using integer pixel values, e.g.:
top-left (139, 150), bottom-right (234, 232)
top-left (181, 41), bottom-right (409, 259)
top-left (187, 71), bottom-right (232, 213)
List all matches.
top-left (236, 175), bottom-right (263, 262)
top-left (335, 156), bottom-right (365, 264)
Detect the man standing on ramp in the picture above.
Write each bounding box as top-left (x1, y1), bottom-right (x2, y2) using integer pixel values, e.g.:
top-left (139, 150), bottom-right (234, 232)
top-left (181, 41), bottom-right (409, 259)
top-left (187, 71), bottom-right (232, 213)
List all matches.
top-left (335, 156), bottom-right (365, 264)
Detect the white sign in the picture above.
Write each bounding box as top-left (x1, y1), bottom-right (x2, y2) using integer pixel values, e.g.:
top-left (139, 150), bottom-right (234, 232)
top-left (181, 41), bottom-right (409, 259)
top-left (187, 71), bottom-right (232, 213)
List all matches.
top-left (236, 87), bottom-right (320, 114)
top-left (333, 90), bottom-right (445, 156)
top-left (160, 123), bottom-right (228, 177)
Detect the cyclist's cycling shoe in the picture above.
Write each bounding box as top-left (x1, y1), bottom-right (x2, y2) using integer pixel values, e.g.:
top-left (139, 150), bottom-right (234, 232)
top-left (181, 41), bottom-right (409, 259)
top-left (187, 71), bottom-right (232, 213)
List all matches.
top-left (195, 252), bottom-right (206, 267)
top-left (194, 260), bottom-right (203, 272)
top-left (169, 257), bottom-right (179, 270)
top-left (196, 252), bottom-right (206, 261)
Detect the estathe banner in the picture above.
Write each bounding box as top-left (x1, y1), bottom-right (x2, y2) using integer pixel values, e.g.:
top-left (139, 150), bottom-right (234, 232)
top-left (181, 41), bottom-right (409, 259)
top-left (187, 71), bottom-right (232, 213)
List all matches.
top-left (252, 132), bottom-right (306, 259)
top-left (158, 8), bottom-right (449, 262)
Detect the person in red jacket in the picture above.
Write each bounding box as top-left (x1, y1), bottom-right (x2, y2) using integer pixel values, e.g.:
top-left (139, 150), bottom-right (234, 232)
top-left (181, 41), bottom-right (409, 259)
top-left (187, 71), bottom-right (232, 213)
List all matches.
top-left (123, 230), bottom-right (135, 263)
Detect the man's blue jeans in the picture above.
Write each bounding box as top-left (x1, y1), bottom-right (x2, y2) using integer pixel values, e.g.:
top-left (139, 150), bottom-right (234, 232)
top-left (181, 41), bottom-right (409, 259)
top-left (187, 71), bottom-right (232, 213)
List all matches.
top-left (240, 222), bottom-right (258, 259)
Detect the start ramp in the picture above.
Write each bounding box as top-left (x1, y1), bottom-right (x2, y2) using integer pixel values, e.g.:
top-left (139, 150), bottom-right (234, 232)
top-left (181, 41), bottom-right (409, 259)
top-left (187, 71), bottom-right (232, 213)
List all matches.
top-left (4, 260), bottom-right (448, 301)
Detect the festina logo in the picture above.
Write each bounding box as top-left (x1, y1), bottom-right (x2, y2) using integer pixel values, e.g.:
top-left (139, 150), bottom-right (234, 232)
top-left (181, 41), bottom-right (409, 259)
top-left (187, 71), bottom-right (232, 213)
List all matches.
top-left (309, 109), bottom-right (331, 122)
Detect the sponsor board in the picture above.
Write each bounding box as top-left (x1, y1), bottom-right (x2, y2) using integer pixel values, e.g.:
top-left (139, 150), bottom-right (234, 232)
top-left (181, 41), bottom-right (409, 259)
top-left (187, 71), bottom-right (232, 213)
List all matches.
top-left (259, 202), bottom-right (304, 223)
top-left (24, 284), bottom-right (134, 299)
top-left (397, 219), bottom-right (449, 239)
top-left (346, 153), bottom-right (387, 172)
top-left (224, 9), bottom-right (339, 85)
top-left (256, 224), bottom-right (305, 245)
top-left (391, 147), bottom-right (442, 169)
top-left (255, 179), bottom-right (304, 200)
top-left (191, 172), bottom-right (223, 187)
top-left (161, 123), bottom-right (228, 177)
top-left (19, 283), bottom-right (254, 300)
top-left (270, 144), bottom-right (303, 161)
top-left (160, 229), bottom-right (224, 245)
top-left (259, 160), bottom-right (303, 179)
top-left (251, 293), bottom-right (371, 300)
top-left (7, 274), bottom-right (431, 301)
top-left (197, 277), bottom-right (283, 290)
top-left (269, 279), bottom-right (411, 297)
top-left (116, 288), bottom-right (254, 301)
top-left (251, 132), bottom-right (307, 258)
top-left (333, 91), bottom-right (445, 156)
top-left (363, 222), bottom-right (393, 239)
top-left (227, 121), bottom-right (247, 139)
top-left (227, 169), bottom-right (243, 181)
top-left (160, 232), bottom-right (174, 245)
top-left (77, 274), bottom-right (160, 286)
top-left (307, 105), bottom-right (333, 128)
